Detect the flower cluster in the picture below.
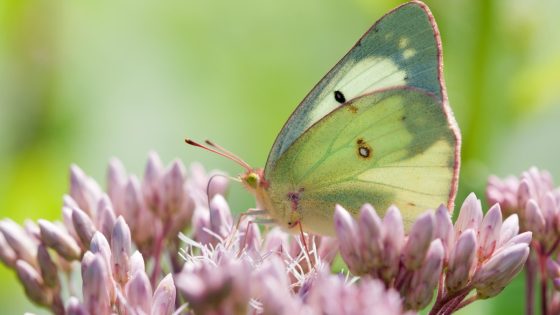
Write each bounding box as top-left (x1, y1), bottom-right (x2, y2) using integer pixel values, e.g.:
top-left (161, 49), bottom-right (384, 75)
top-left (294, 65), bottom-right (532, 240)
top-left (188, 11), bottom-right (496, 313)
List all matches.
top-left (0, 154), bottom-right (538, 314)
top-left (334, 193), bottom-right (531, 314)
top-left (487, 167), bottom-right (560, 314)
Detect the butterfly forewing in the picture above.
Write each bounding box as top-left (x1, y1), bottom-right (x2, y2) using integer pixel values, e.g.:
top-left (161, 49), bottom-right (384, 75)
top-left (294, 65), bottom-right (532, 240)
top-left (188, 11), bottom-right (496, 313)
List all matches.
top-left (265, 1), bottom-right (446, 172)
top-left (265, 87), bottom-right (458, 235)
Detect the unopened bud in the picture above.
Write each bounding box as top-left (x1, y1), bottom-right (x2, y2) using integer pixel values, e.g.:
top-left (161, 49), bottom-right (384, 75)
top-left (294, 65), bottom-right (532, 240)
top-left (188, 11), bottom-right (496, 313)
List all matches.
top-left (434, 204), bottom-right (454, 260)
top-left (130, 251), bottom-right (146, 276)
top-left (473, 243), bottom-right (530, 298)
top-left (454, 193), bottom-right (483, 237)
top-left (66, 296), bottom-right (89, 315)
top-left (162, 160), bottom-right (187, 217)
top-left (334, 205), bottom-right (360, 273)
top-left (406, 239), bottom-right (444, 310)
top-left (357, 204), bottom-right (383, 269)
top-left (446, 229), bottom-right (477, 292)
top-left (15, 260), bottom-right (52, 306)
top-left (403, 212), bottom-right (434, 270)
top-left (83, 254), bottom-right (112, 315)
top-left (0, 232), bottom-right (17, 267)
top-left (151, 273), bottom-right (176, 315)
top-left (38, 220), bottom-right (81, 261)
top-left (477, 204), bottom-right (502, 261)
top-left (209, 195), bottom-right (233, 240)
top-left (72, 208), bottom-right (96, 248)
top-left (37, 245), bottom-right (59, 288)
top-left (96, 196), bottom-right (117, 242)
top-left (111, 216), bottom-right (131, 284)
top-left (498, 214), bottom-right (519, 247)
top-left (125, 270), bottom-right (153, 315)
top-left (0, 219), bottom-right (38, 267)
top-left (380, 206), bottom-right (404, 282)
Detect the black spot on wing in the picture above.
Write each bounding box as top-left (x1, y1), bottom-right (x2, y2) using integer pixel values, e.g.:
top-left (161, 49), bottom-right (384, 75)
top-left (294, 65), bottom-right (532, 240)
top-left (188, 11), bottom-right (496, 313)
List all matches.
top-left (334, 90), bottom-right (346, 104)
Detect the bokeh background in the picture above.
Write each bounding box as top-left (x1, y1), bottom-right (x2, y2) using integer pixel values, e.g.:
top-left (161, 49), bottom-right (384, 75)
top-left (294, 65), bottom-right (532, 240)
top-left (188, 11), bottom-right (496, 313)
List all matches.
top-left (1, 0), bottom-right (559, 313)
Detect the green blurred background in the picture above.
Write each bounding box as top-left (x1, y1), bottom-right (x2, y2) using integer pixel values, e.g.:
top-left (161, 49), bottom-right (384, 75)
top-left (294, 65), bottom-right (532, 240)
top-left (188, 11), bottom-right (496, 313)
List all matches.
top-left (1, 0), bottom-right (559, 313)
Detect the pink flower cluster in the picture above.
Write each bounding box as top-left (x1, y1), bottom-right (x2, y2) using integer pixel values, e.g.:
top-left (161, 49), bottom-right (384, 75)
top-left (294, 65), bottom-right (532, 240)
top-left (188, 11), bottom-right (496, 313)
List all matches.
top-left (0, 154), bottom-right (538, 314)
top-left (334, 193), bottom-right (531, 314)
top-left (487, 167), bottom-right (560, 314)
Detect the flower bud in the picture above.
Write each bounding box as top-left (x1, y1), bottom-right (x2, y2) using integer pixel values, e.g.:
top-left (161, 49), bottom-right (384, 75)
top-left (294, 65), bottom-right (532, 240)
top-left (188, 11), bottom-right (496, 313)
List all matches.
top-left (130, 251), bottom-right (146, 276)
top-left (262, 227), bottom-right (289, 255)
top-left (403, 212), bottom-right (434, 270)
top-left (90, 232), bottom-right (111, 269)
top-left (83, 254), bottom-right (112, 315)
top-left (486, 175), bottom-right (520, 211)
top-left (15, 260), bottom-right (52, 306)
top-left (498, 214), bottom-right (519, 247)
top-left (454, 193), bottom-right (483, 237)
top-left (62, 207), bottom-right (80, 243)
top-left (473, 243), bottom-right (530, 298)
top-left (81, 251), bottom-right (95, 281)
top-left (161, 159), bottom-right (187, 217)
top-left (125, 270), bottom-right (153, 315)
top-left (446, 229), bottom-right (477, 292)
top-left (334, 205), bottom-right (361, 273)
top-left (23, 220), bottom-right (41, 241)
top-left (209, 195), bottom-right (233, 240)
top-left (151, 274), bottom-right (176, 315)
top-left (192, 206), bottom-right (211, 245)
top-left (525, 200), bottom-right (545, 238)
top-left (111, 216), bottom-right (131, 284)
top-left (517, 179), bottom-right (532, 211)
top-left (477, 204), bottom-right (502, 261)
top-left (72, 207), bottom-right (96, 248)
top-left (143, 152), bottom-right (164, 211)
top-left (37, 245), bottom-right (59, 288)
top-left (406, 239), bottom-right (444, 310)
top-left (38, 220), bottom-right (81, 261)
top-left (0, 232), bottom-right (17, 267)
top-left (70, 165), bottom-right (101, 215)
top-left (357, 204), bottom-right (383, 269)
top-left (66, 296), bottom-right (89, 315)
top-left (434, 204), bottom-right (454, 260)
top-left (96, 195), bottom-right (117, 242)
top-left (106, 158), bottom-right (127, 216)
top-left (0, 219), bottom-right (38, 267)
top-left (380, 206), bottom-right (404, 282)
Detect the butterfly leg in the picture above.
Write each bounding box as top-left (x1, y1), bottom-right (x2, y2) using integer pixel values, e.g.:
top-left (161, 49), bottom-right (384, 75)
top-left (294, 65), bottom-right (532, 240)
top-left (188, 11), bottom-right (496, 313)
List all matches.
top-left (226, 208), bottom-right (268, 249)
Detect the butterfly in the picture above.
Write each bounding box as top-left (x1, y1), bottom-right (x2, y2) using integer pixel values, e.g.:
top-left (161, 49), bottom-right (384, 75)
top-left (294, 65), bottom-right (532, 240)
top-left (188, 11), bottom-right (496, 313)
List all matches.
top-left (187, 0), bottom-right (460, 236)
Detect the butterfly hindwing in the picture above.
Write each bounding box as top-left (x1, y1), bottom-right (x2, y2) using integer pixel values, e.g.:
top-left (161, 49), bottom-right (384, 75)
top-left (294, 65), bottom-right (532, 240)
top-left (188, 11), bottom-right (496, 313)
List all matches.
top-left (265, 1), bottom-right (447, 172)
top-left (265, 87), bottom-right (459, 235)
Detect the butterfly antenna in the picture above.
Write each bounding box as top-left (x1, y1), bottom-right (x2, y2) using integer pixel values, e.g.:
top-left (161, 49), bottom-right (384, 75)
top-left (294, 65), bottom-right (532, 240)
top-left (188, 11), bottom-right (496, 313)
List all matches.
top-left (205, 139), bottom-right (253, 170)
top-left (185, 138), bottom-right (252, 171)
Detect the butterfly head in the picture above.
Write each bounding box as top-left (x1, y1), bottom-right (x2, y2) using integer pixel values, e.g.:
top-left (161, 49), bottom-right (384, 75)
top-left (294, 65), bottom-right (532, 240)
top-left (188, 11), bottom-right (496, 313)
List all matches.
top-left (185, 138), bottom-right (270, 193)
top-left (240, 168), bottom-right (269, 194)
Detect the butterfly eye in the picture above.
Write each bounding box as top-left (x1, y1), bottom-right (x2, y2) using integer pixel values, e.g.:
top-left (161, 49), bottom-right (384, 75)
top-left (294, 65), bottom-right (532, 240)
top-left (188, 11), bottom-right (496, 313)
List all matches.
top-left (244, 172), bottom-right (259, 188)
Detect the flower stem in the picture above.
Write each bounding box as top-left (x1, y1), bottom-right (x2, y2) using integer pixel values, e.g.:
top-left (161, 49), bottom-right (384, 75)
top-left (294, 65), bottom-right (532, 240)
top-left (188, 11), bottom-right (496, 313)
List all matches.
top-left (429, 286), bottom-right (472, 315)
top-left (539, 252), bottom-right (549, 315)
top-left (150, 220), bottom-right (170, 286)
top-left (454, 294), bottom-right (478, 313)
top-left (526, 252), bottom-right (535, 315)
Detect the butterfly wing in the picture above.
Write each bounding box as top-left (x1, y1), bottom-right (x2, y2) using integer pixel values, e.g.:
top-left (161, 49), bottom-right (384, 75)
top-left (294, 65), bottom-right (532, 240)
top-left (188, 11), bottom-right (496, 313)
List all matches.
top-left (264, 87), bottom-right (460, 236)
top-left (266, 1), bottom-right (451, 172)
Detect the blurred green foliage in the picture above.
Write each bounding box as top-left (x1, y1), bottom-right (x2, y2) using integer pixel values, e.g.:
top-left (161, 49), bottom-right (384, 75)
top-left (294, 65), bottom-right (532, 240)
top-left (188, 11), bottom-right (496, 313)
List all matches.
top-left (1, 0), bottom-right (560, 313)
